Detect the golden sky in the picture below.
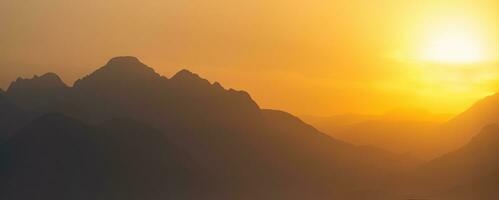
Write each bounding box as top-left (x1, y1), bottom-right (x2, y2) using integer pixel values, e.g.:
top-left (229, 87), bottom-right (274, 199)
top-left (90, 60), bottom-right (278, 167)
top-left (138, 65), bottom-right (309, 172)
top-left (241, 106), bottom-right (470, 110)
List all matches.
top-left (0, 0), bottom-right (497, 116)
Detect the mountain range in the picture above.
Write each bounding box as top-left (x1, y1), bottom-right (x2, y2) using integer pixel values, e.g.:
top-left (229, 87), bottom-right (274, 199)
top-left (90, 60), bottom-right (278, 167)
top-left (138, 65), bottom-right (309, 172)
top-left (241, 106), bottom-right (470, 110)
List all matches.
top-left (305, 96), bottom-right (499, 160)
top-left (1, 56), bottom-right (498, 200)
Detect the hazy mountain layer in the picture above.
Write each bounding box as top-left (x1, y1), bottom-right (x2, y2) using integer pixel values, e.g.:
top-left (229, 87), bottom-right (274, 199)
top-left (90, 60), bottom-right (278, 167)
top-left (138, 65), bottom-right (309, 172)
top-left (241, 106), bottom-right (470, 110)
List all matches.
top-left (1, 56), bottom-right (497, 200)
top-left (406, 124), bottom-right (499, 199)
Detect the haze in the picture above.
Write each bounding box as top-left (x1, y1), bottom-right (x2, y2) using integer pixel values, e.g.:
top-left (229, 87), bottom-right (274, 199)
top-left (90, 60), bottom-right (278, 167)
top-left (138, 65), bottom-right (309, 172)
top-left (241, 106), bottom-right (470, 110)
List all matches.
top-left (1, 0), bottom-right (498, 116)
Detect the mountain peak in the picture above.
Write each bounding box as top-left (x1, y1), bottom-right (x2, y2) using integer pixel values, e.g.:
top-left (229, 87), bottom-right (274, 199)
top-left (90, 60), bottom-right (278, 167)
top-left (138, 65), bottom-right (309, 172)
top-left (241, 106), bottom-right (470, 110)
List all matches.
top-left (106, 56), bottom-right (142, 66)
top-left (74, 56), bottom-right (162, 89)
top-left (85, 56), bottom-right (155, 75)
top-left (101, 56), bottom-right (151, 72)
top-left (39, 72), bottom-right (61, 79)
top-left (7, 72), bottom-right (67, 94)
top-left (169, 69), bottom-right (212, 88)
top-left (171, 69), bottom-right (200, 80)
top-left (30, 72), bottom-right (65, 85)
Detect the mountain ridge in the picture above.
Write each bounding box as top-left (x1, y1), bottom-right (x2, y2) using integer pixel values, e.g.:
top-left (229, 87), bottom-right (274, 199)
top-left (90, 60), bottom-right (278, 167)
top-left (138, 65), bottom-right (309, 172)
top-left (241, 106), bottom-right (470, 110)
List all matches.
top-left (406, 123), bottom-right (499, 199)
top-left (1, 56), bottom-right (485, 200)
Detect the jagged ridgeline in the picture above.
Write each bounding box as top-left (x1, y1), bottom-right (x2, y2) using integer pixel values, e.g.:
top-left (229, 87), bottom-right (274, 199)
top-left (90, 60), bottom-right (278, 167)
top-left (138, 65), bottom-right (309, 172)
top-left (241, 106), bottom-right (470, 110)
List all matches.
top-left (0, 57), bottom-right (411, 200)
top-left (2, 57), bottom-right (498, 200)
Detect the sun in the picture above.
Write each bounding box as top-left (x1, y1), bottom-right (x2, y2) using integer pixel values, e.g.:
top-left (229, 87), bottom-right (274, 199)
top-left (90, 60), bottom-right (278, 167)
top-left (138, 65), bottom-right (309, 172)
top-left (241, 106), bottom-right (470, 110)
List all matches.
top-left (419, 22), bottom-right (488, 64)
top-left (424, 32), bottom-right (485, 63)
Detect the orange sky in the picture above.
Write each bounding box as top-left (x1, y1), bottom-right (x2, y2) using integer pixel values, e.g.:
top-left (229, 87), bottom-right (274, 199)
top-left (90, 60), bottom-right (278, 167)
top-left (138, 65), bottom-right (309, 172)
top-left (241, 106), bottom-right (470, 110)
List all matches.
top-left (0, 0), bottom-right (497, 116)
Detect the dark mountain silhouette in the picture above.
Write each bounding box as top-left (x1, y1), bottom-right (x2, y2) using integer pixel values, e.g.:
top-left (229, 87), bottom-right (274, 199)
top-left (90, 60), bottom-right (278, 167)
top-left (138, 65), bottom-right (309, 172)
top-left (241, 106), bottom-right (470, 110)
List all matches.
top-left (7, 73), bottom-right (67, 92)
top-left (0, 91), bottom-right (30, 141)
top-left (0, 56), bottom-right (443, 199)
top-left (6, 72), bottom-right (71, 117)
top-left (0, 114), bottom-right (191, 200)
top-left (4, 56), bottom-right (499, 199)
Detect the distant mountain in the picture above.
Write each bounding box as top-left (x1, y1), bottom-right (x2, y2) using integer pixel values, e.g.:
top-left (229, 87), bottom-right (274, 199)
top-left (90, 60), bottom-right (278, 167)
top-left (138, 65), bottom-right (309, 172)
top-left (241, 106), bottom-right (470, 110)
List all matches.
top-left (336, 120), bottom-right (440, 159)
top-left (303, 114), bottom-right (443, 159)
top-left (438, 92), bottom-right (499, 151)
top-left (262, 109), bottom-right (418, 174)
top-left (303, 108), bottom-right (450, 134)
top-left (409, 124), bottom-right (499, 200)
top-left (301, 114), bottom-right (379, 131)
top-left (303, 104), bottom-right (499, 160)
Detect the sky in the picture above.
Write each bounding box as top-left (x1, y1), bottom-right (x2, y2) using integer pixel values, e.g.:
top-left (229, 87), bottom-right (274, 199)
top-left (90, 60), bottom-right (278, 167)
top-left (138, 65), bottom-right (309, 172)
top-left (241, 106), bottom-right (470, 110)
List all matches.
top-left (0, 0), bottom-right (497, 116)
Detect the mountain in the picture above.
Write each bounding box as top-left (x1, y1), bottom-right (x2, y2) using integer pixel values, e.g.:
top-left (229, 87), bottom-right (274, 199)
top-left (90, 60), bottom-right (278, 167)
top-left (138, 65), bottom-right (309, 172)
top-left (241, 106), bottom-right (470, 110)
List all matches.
top-left (5, 72), bottom-right (74, 122)
top-left (0, 114), bottom-right (191, 200)
top-left (262, 109), bottom-right (418, 176)
top-left (7, 73), bottom-right (67, 93)
top-left (4, 56), bottom-right (499, 199)
top-left (302, 92), bottom-right (499, 160)
top-left (334, 120), bottom-right (440, 159)
top-left (303, 108), bottom-right (450, 134)
top-left (6, 73), bottom-right (69, 110)
top-left (304, 114), bottom-right (443, 159)
top-left (1, 56), bottom-right (418, 199)
top-left (3, 57), bottom-right (265, 164)
top-left (0, 91), bottom-right (30, 141)
top-left (407, 124), bottom-right (499, 200)
top-left (438, 92), bottom-right (499, 152)
top-left (301, 114), bottom-right (379, 132)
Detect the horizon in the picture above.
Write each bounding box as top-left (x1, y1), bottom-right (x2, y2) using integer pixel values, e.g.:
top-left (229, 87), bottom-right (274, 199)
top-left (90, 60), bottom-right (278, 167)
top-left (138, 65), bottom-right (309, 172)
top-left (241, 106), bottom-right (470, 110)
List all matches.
top-left (0, 56), bottom-right (491, 118)
top-left (1, 0), bottom-right (498, 116)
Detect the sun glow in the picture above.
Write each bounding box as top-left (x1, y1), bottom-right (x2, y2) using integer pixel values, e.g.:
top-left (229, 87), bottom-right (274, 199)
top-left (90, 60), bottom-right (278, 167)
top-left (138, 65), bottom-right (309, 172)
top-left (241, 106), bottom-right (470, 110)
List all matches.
top-left (424, 32), bottom-right (485, 63)
top-left (419, 22), bottom-right (489, 64)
